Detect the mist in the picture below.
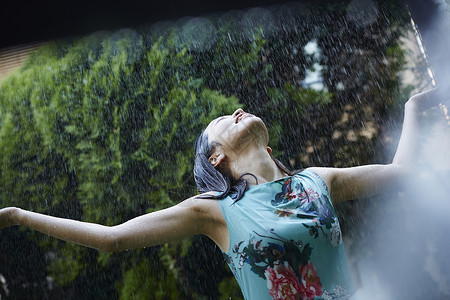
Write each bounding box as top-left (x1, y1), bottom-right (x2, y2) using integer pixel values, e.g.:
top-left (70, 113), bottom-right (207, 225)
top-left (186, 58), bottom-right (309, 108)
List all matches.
top-left (353, 1), bottom-right (450, 298)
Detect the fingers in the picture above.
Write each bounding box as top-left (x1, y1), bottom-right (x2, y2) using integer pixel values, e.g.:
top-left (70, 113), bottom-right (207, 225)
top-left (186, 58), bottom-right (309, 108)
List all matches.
top-left (408, 86), bottom-right (450, 109)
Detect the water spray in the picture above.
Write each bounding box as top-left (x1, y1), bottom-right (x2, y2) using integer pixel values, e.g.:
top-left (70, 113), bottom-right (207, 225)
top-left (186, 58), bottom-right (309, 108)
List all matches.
top-left (408, 6), bottom-right (450, 124)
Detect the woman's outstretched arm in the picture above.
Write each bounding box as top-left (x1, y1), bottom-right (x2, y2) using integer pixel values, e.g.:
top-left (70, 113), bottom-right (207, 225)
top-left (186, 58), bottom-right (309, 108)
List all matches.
top-left (0, 195), bottom-right (221, 252)
top-left (310, 87), bottom-right (447, 203)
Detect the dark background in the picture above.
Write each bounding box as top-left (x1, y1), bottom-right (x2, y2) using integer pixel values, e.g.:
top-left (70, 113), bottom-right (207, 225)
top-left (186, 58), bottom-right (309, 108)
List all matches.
top-left (0, 0), bottom-right (438, 49)
top-left (0, 0), bottom-right (293, 48)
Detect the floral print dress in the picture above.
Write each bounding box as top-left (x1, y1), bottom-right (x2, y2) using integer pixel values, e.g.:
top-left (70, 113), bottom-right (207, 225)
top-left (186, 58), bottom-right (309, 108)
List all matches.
top-left (219, 170), bottom-right (354, 300)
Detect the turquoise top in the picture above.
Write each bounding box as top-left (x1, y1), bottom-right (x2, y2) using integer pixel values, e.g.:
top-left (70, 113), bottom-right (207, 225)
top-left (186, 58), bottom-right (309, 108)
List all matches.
top-left (219, 169), bottom-right (354, 300)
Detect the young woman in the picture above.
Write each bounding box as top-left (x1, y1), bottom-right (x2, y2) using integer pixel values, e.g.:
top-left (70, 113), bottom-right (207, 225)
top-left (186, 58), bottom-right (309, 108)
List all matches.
top-left (0, 88), bottom-right (446, 299)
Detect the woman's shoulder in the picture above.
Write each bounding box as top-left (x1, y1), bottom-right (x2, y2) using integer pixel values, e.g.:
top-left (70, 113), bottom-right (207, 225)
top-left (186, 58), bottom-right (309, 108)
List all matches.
top-left (185, 193), bottom-right (228, 250)
top-left (181, 192), bottom-right (224, 217)
top-left (302, 167), bottom-right (333, 191)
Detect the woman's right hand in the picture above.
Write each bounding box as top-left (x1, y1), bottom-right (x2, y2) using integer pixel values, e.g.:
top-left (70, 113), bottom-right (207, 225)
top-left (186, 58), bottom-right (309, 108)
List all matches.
top-left (0, 207), bottom-right (20, 230)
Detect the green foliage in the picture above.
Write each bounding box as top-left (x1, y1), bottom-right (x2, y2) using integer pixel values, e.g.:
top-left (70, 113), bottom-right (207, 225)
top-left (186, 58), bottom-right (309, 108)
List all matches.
top-left (119, 257), bottom-right (180, 300)
top-left (46, 243), bottom-right (86, 286)
top-left (218, 277), bottom-right (244, 300)
top-left (0, 30), bottom-right (240, 297)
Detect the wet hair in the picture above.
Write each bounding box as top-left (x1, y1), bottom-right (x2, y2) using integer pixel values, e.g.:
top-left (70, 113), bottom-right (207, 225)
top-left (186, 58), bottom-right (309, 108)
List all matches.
top-left (193, 129), bottom-right (296, 202)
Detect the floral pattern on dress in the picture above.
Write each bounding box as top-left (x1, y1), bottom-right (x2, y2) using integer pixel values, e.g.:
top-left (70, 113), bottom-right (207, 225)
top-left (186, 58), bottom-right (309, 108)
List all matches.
top-left (232, 229), bottom-right (324, 300)
top-left (223, 252), bottom-right (238, 278)
top-left (271, 176), bottom-right (333, 220)
top-left (274, 209), bottom-right (294, 217)
top-left (298, 188), bottom-right (320, 205)
top-left (329, 222), bottom-right (342, 247)
top-left (224, 173), bottom-right (351, 299)
top-left (271, 176), bottom-right (342, 247)
top-left (321, 285), bottom-right (350, 300)
top-left (302, 217), bottom-right (342, 247)
top-left (271, 178), bottom-right (298, 205)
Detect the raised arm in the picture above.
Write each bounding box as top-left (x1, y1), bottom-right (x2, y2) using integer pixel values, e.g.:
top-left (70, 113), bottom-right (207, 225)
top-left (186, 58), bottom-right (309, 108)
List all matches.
top-left (0, 194), bottom-right (223, 252)
top-left (310, 88), bottom-right (446, 203)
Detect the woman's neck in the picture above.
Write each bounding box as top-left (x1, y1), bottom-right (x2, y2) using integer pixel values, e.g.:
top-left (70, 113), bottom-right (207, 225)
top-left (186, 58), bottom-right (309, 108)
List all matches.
top-left (227, 145), bottom-right (287, 186)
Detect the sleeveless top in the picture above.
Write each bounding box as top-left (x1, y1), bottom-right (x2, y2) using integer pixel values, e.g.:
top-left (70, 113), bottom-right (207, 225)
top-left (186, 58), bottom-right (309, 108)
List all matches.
top-left (218, 169), bottom-right (354, 300)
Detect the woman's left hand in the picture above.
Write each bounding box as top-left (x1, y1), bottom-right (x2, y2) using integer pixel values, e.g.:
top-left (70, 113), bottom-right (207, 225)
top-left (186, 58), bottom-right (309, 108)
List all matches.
top-left (406, 86), bottom-right (449, 110)
top-left (0, 207), bottom-right (19, 230)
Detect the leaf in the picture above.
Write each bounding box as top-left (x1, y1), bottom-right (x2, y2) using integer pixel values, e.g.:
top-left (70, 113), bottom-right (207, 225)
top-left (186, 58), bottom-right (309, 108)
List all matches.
top-left (232, 241), bottom-right (244, 253)
top-left (250, 266), bottom-right (267, 279)
top-left (284, 241), bottom-right (302, 274)
top-left (300, 243), bottom-right (313, 266)
top-left (320, 217), bottom-right (335, 229)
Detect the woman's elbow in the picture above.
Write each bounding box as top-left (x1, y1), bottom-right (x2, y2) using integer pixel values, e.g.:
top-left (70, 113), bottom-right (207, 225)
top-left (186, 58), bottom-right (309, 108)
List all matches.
top-left (100, 242), bottom-right (117, 253)
top-left (98, 229), bottom-right (121, 253)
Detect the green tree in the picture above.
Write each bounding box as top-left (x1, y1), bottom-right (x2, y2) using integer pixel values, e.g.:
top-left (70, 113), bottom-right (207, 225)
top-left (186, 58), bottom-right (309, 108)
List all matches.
top-left (0, 30), bottom-right (240, 298)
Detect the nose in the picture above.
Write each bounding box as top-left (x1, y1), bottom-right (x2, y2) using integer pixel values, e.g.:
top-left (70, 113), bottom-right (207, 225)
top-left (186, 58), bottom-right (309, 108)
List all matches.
top-left (232, 108), bottom-right (245, 124)
top-left (232, 108), bottom-right (244, 118)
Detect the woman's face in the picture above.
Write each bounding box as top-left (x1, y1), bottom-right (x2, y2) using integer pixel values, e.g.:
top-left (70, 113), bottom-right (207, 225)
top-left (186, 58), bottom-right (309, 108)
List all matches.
top-left (205, 108), bottom-right (269, 153)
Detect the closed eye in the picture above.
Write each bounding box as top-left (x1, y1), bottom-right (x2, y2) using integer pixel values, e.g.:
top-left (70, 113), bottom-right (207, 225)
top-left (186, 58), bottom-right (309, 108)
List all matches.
top-left (215, 116), bottom-right (227, 124)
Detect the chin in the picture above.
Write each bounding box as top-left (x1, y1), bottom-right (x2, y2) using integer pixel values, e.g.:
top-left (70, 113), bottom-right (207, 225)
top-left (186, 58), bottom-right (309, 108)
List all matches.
top-left (239, 116), bottom-right (269, 144)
